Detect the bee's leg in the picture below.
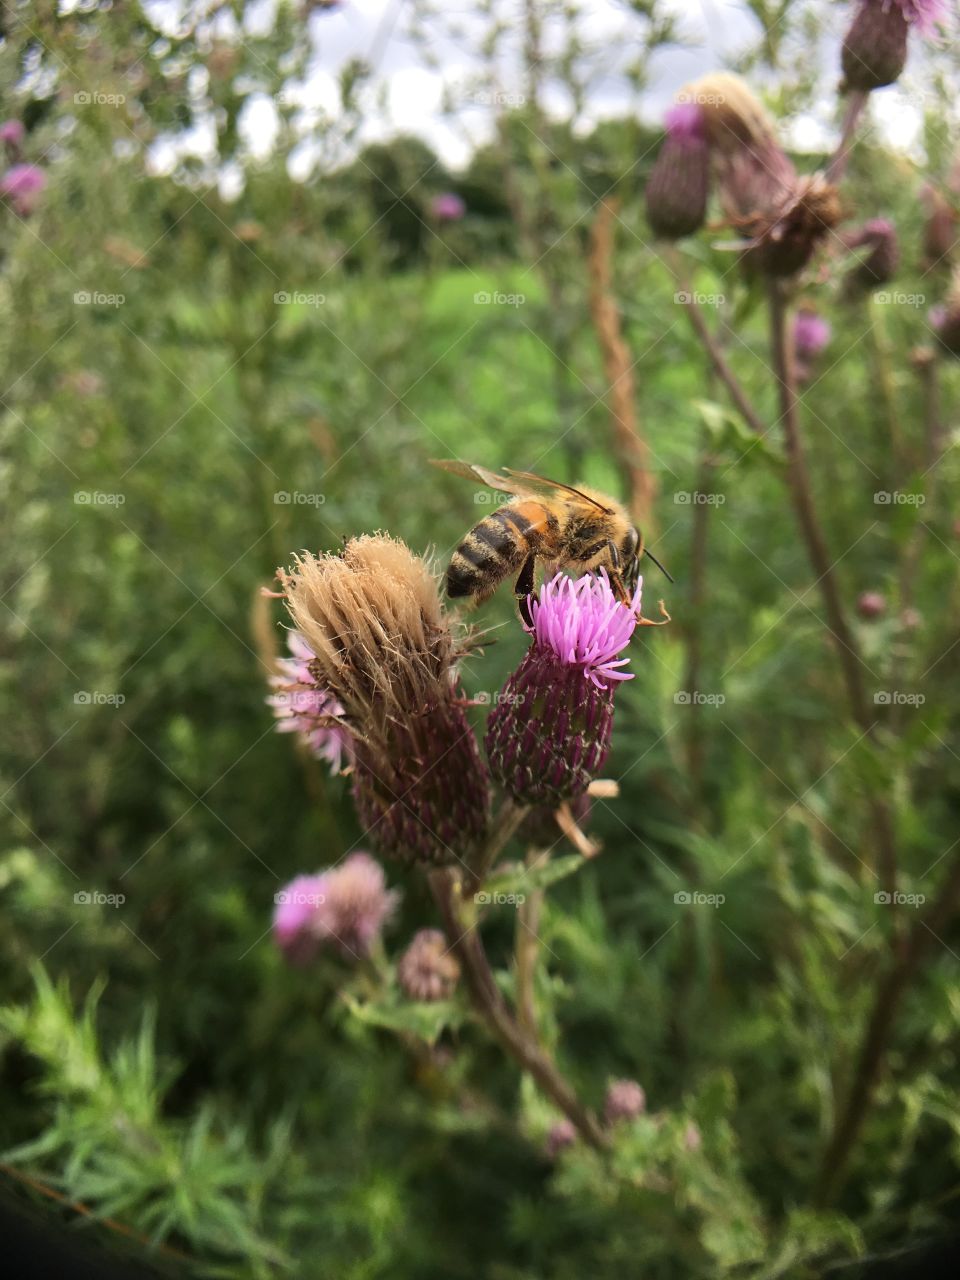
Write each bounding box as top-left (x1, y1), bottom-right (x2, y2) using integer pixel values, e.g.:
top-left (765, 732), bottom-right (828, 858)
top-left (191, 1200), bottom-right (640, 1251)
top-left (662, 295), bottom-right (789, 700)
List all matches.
top-left (515, 554), bottom-right (536, 626)
top-left (605, 539), bottom-right (621, 570)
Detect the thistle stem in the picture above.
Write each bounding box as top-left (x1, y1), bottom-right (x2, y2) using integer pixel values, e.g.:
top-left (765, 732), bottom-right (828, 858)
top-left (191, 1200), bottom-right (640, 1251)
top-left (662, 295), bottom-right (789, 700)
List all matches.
top-left (429, 867), bottom-right (608, 1150)
top-left (516, 846), bottom-right (548, 1039)
top-left (467, 796), bottom-right (530, 893)
top-left (825, 90), bottom-right (868, 185)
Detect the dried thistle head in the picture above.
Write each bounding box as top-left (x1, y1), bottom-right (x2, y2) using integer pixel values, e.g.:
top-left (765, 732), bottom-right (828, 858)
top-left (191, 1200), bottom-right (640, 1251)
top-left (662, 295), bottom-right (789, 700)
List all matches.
top-left (278, 535), bottom-right (490, 866)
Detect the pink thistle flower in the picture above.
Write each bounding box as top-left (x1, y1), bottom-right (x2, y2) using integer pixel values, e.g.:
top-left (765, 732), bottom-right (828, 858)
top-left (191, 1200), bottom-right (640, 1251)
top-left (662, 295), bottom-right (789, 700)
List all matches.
top-left (604, 1078), bottom-right (647, 1125)
top-left (793, 309), bottom-right (831, 362)
top-left (267, 630), bottom-right (349, 773)
top-left (397, 928), bottom-right (461, 1001)
top-left (273, 852), bottom-right (398, 964)
top-left (485, 572), bottom-right (645, 805)
top-left (0, 120), bottom-right (25, 148)
top-left (544, 1118), bottom-right (577, 1158)
top-left (857, 590), bottom-right (886, 620)
top-left (0, 163), bottom-right (46, 215)
top-left (431, 192), bottom-right (465, 221)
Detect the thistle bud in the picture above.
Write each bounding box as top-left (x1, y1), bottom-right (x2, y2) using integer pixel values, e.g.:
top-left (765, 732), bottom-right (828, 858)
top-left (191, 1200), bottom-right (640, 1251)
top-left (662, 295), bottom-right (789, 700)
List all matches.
top-left (279, 536), bottom-right (490, 866)
top-left (841, 1), bottom-right (945, 93)
top-left (857, 590), bottom-right (886, 619)
top-left (397, 928), bottom-right (461, 1001)
top-left (604, 1078), bottom-right (646, 1124)
top-left (845, 218), bottom-right (899, 293)
top-left (645, 103), bottom-right (711, 240)
top-left (544, 1118), bottom-right (577, 1158)
top-left (273, 852), bottom-right (398, 964)
top-left (485, 572), bottom-right (645, 806)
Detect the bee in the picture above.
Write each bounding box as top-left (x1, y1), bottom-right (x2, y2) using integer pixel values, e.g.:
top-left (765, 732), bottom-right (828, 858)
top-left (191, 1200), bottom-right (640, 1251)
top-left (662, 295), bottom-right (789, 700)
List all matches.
top-left (432, 460), bottom-right (672, 624)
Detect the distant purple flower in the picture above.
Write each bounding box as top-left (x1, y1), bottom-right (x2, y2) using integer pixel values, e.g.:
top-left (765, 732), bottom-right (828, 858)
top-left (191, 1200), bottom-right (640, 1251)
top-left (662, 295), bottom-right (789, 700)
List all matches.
top-left (684, 1121), bottom-right (703, 1152)
top-left (486, 572), bottom-right (644, 804)
top-left (432, 192), bottom-right (465, 222)
top-left (857, 591), bottom-right (886, 620)
top-left (0, 163), bottom-right (46, 215)
top-left (273, 851), bottom-right (398, 963)
top-left (545, 1118), bottom-right (577, 1158)
top-left (267, 630), bottom-right (349, 773)
top-left (397, 928), bottom-right (460, 1001)
top-left (0, 120), bottom-right (24, 147)
top-left (793, 309), bottom-right (831, 362)
top-left (604, 1078), bottom-right (646, 1124)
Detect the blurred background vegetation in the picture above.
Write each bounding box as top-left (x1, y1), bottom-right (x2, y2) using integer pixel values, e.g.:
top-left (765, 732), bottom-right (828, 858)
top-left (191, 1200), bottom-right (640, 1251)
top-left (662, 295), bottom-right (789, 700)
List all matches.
top-left (2, 1), bottom-right (960, 1276)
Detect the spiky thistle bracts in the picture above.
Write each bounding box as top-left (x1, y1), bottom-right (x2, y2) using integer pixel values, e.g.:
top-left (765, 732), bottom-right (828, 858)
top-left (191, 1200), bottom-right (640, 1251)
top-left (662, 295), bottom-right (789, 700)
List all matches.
top-left (485, 572), bottom-right (643, 805)
top-left (645, 103), bottom-right (711, 240)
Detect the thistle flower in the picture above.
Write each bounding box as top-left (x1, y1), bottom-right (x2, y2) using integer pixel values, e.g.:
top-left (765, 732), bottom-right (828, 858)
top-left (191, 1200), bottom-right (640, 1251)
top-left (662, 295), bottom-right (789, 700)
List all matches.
top-left (0, 120), bottom-right (24, 155)
top-left (266, 630), bottom-right (349, 773)
top-left (0, 163), bottom-right (46, 215)
top-left (273, 852), bottom-right (398, 963)
top-left (431, 192), bottom-right (465, 221)
top-left (857, 590), bottom-right (886, 619)
top-left (841, 1), bottom-right (946, 93)
top-left (685, 73), bottom-right (840, 277)
top-left (845, 218), bottom-right (899, 293)
top-left (604, 1078), bottom-right (647, 1125)
top-left (793, 309), bottom-right (831, 362)
top-left (645, 102), bottom-right (711, 240)
top-left (278, 535), bottom-right (490, 866)
top-left (544, 1118), bottom-right (577, 1158)
top-left (485, 572), bottom-right (642, 806)
top-left (397, 928), bottom-right (461, 1001)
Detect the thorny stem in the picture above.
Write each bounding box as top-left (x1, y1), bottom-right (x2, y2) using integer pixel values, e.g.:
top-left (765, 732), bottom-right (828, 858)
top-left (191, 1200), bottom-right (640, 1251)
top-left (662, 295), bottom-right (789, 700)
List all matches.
top-left (825, 90), bottom-right (869, 186)
top-left (429, 867), bottom-right (608, 1150)
top-left (816, 849), bottom-right (960, 1204)
top-left (467, 795), bottom-right (529, 894)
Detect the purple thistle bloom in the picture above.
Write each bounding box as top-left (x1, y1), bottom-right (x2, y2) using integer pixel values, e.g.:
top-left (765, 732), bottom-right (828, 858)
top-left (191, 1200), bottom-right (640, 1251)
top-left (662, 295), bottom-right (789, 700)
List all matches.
top-left (544, 1118), bottom-right (577, 1158)
top-left (485, 572), bottom-right (643, 805)
top-left (267, 630), bottom-right (349, 773)
top-left (0, 163), bottom-right (46, 215)
top-left (645, 102), bottom-right (711, 240)
top-left (273, 852), bottom-right (398, 963)
top-left (604, 1078), bottom-right (647, 1125)
top-left (793, 309), bottom-right (831, 362)
top-left (0, 120), bottom-right (25, 147)
top-left (891, 0), bottom-right (947, 35)
top-left (397, 928), bottom-right (460, 1001)
top-left (432, 192), bottom-right (466, 221)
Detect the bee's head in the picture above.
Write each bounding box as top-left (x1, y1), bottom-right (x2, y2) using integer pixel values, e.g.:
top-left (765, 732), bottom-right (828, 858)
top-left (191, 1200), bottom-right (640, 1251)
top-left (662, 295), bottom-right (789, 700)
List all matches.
top-left (621, 525), bottom-right (641, 593)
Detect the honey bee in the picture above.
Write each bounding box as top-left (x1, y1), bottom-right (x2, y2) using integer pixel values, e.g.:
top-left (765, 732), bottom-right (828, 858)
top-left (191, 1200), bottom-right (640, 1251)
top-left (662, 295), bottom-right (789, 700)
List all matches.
top-left (432, 460), bottom-right (672, 624)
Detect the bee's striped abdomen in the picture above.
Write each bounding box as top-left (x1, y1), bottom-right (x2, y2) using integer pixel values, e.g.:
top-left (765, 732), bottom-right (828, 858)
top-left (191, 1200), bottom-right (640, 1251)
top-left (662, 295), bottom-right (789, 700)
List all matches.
top-left (447, 505), bottom-right (535, 599)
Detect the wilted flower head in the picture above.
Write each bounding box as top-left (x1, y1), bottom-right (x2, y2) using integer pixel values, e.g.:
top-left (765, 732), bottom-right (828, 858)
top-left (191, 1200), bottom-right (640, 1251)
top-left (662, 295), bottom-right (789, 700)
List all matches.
top-left (273, 852), bottom-right (398, 963)
top-left (645, 102), bottom-right (711, 240)
top-left (485, 572), bottom-right (644, 805)
top-left (0, 163), bottom-right (46, 215)
top-left (685, 73), bottom-right (840, 277)
top-left (604, 1078), bottom-right (647, 1124)
top-left (841, 1), bottom-right (945, 93)
top-left (845, 218), bottom-right (899, 293)
top-left (397, 928), bottom-right (461, 1001)
top-left (278, 535), bottom-right (490, 865)
top-left (432, 192), bottom-right (465, 221)
top-left (544, 1118), bottom-right (577, 1158)
top-left (267, 630), bottom-right (349, 773)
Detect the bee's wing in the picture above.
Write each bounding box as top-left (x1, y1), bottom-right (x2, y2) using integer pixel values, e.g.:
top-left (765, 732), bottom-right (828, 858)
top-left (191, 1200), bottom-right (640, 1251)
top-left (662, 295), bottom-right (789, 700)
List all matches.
top-left (502, 468), bottom-right (611, 512)
top-left (429, 458), bottom-right (533, 497)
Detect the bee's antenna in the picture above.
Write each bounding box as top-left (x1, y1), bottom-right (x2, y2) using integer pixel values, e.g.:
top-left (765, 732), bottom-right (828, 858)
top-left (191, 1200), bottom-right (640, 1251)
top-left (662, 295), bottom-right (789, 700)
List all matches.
top-left (644, 547), bottom-right (675, 584)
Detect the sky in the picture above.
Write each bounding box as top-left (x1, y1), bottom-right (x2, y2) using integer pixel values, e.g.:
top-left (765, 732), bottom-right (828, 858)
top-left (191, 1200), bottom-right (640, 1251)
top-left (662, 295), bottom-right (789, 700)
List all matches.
top-left (138, 0), bottom-right (945, 187)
